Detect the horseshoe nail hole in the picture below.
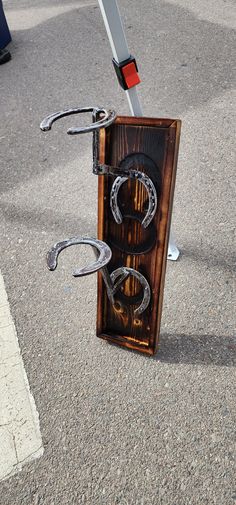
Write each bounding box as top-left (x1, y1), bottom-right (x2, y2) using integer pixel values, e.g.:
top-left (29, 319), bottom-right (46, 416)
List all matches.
top-left (168, 253), bottom-right (172, 258)
top-left (114, 301), bottom-right (122, 312)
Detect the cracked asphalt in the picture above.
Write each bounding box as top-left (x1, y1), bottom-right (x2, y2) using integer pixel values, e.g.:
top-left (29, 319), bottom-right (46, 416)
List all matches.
top-left (0, 0), bottom-right (235, 504)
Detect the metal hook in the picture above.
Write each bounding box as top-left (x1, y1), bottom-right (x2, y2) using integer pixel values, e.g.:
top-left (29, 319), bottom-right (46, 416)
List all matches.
top-left (40, 106), bottom-right (116, 135)
top-left (47, 237), bottom-right (112, 276)
top-left (47, 236), bottom-right (127, 305)
top-left (47, 237), bottom-right (151, 314)
top-left (110, 171), bottom-right (157, 228)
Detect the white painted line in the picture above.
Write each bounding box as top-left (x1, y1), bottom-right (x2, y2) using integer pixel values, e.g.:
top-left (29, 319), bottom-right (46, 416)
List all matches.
top-left (0, 271), bottom-right (43, 481)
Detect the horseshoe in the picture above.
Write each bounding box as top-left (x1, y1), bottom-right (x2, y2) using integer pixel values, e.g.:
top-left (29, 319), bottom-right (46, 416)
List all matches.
top-left (109, 153), bottom-right (159, 229)
top-left (47, 237), bottom-right (151, 314)
top-left (46, 236), bottom-right (127, 305)
top-left (40, 106), bottom-right (116, 135)
top-left (47, 237), bottom-right (112, 276)
top-left (110, 267), bottom-right (151, 315)
top-left (110, 171), bottom-right (157, 228)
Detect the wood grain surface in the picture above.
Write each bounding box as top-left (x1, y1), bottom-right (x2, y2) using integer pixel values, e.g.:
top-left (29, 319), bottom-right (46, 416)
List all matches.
top-left (97, 116), bottom-right (181, 355)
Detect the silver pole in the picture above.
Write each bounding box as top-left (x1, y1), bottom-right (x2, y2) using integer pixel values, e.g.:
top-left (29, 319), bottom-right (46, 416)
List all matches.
top-left (98, 0), bottom-right (179, 260)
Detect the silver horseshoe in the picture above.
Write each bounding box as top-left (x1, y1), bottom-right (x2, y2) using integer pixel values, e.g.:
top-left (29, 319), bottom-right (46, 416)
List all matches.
top-left (47, 237), bottom-right (112, 276)
top-left (47, 238), bottom-right (151, 314)
top-left (46, 236), bottom-right (127, 305)
top-left (110, 267), bottom-right (151, 315)
top-left (40, 106), bottom-right (116, 135)
top-left (110, 171), bottom-right (157, 228)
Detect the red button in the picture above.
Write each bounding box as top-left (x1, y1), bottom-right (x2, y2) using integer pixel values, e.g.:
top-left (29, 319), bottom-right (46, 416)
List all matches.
top-left (122, 62), bottom-right (141, 89)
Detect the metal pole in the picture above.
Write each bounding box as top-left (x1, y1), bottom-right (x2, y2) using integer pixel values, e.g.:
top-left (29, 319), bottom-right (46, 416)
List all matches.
top-left (98, 0), bottom-right (179, 260)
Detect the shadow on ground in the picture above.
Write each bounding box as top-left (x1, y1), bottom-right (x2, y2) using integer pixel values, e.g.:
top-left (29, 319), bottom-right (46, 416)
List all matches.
top-left (157, 332), bottom-right (236, 367)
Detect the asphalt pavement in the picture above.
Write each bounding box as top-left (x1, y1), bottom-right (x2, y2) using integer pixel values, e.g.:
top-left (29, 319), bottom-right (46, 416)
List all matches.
top-left (0, 0), bottom-right (235, 504)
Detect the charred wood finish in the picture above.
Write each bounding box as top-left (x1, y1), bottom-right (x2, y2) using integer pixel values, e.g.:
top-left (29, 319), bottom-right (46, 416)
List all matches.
top-left (97, 116), bottom-right (181, 355)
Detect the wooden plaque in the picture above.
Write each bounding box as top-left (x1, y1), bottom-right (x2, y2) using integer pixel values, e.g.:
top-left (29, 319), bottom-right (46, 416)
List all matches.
top-left (97, 116), bottom-right (181, 355)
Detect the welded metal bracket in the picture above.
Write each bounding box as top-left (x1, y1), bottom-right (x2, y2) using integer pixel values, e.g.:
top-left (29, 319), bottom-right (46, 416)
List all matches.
top-left (47, 237), bottom-right (151, 316)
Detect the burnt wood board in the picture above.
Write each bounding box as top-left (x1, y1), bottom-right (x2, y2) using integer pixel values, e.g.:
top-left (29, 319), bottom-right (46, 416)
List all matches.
top-left (97, 116), bottom-right (181, 355)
